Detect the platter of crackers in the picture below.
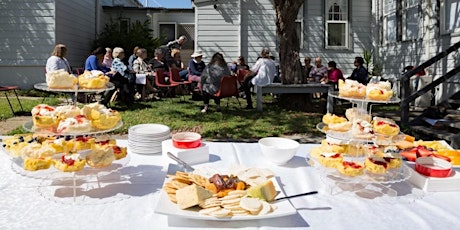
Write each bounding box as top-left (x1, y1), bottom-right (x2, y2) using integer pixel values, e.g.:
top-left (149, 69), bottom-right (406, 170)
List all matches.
top-left (154, 165), bottom-right (297, 220)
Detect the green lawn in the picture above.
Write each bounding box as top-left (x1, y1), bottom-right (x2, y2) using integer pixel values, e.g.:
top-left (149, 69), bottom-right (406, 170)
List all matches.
top-left (2, 90), bottom-right (401, 140)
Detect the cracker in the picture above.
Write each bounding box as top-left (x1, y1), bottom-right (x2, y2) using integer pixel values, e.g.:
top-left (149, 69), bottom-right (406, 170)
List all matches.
top-left (198, 206), bottom-right (222, 215)
top-left (239, 197), bottom-right (262, 212)
top-left (208, 208), bottom-right (232, 217)
top-left (167, 193), bottom-right (177, 203)
top-left (189, 174), bottom-right (208, 187)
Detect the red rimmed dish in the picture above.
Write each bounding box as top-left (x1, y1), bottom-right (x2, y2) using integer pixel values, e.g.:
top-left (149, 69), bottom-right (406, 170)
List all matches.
top-left (415, 156), bottom-right (453, 178)
top-left (172, 132), bottom-right (202, 149)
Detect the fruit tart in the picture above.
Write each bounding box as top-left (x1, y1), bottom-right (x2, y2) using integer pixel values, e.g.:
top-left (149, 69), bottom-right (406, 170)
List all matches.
top-left (53, 153), bottom-right (86, 172)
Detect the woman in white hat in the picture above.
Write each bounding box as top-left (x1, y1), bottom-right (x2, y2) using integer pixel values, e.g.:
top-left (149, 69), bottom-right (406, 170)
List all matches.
top-left (187, 50), bottom-right (206, 83)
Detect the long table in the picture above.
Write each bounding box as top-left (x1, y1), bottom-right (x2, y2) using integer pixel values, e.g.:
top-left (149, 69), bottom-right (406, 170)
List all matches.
top-left (0, 140), bottom-right (458, 229)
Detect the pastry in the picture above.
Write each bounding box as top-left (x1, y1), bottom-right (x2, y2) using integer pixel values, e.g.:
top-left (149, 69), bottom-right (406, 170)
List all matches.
top-left (21, 143), bottom-right (56, 171)
top-left (54, 105), bottom-right (81, 121)
top-left (310, 146), bottom-right (323, 159)
top-left (56, 115), bottom-right (92, 134)
top-left (318, 152), bottom-right (343, 168)
top-left (364, 157), bottom-right (388, 174)
top-left (328, 121), bottom-right (352, 132)
top-left (53, 153), bottom-right (86, 172)
top-left (352, 119), bottom-right (374, 139)
top-left (322, 113), bottom-right (347, 125)
top-left (31, 104), bottom-right (58, 129)
top-left (66, 135), bottom-right (95, 152)
top-left (338, 79), bottom-right (366, 98)
top-left (373, 117), bottom-right (400, 136)
top-left (337, 161), bottom-right (364, 176)
top-left (1, 134), bottom-right (37, 157)
top-left (46, 69), bottom-right (77, 89)
top-left (382, 146), bottom-right (402, 168)
top-left (321, 139), bottom-right (346, 153)
top-left (111, 145), bottom-right (128, 160)
top-left (345, 108), bottom-right (371, 122)
top-left (81, 103), bottom-right (121, 130)
top-left (78, 70), bottom-right (109, 89)
top-left (86, 145), bottom-right (115, 168)
top-left (366, 81), bottom-right (393, 101)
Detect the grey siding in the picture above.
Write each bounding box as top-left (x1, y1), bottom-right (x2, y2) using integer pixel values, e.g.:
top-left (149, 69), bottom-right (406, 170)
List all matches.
top-left (195, 0), bottom-right (241, 63)
top-left (0, 0), bottom-right (98, 88)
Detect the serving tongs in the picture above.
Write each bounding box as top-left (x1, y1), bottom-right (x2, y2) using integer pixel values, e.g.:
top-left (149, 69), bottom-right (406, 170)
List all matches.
top-left (167, 152), bottom-right (195, 172)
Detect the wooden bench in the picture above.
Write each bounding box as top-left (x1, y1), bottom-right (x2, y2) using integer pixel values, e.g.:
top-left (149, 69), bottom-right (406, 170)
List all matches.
top-left (256, 83), bottom-right (333, 112)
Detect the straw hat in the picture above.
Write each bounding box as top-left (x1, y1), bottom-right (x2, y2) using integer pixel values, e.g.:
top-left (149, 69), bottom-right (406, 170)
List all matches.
top-left (191, 50), bottom-right (205, 58)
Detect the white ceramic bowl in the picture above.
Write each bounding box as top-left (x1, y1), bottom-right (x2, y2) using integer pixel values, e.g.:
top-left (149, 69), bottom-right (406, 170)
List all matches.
top-left (258, 137), bottom-right (300, 165)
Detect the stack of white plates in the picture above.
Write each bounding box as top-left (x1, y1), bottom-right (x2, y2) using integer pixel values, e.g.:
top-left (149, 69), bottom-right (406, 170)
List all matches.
top-left (128, 124), bottom-right (171, 155)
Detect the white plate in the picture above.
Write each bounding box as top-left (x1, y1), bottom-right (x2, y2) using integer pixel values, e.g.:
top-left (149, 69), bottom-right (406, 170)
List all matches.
top-left (154, 168), bottom-right (297, 221)
top-left (128, 124), bottom-right (170, 136)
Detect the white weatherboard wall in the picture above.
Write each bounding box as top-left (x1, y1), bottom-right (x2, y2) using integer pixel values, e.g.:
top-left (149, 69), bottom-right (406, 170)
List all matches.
top-left (0, 0), bottom-right (98, 89)
top-left (194, 0), bottom-right (241, 63)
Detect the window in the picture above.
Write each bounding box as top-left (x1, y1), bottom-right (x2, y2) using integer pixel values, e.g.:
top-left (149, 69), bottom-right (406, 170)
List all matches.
top-left (403, 0), bottom-right (422, 40)
top-left (383, 0), bottom-right (398, 43)
top-left (119, 19), bottom-right (130, 34)
top-left (296, 4), bottom-right (304, 48)
top-left (159, 23), bottom-right (177, 45)
top-left (442, 0), bottom-right (460, 33)
top-left (325, 0), bottom-right (348, 49)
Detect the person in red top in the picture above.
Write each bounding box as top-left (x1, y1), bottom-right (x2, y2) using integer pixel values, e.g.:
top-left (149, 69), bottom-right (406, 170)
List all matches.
top-left (327, 61), bottom-right (344, 90)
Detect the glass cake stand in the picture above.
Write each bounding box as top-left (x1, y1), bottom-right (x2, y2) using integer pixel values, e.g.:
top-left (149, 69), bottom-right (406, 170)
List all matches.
top-left (23, 120), bottom-right (123, 136)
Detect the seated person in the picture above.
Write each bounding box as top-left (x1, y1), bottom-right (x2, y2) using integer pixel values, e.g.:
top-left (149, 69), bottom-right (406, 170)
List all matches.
top-left (133, 48), bottom-right (157, 100)
top-left (85, 47), bottom-right (112, 74)
top-left (148, 48), bottom-right (170, 77)
top-left (327, 61), bottom-right (345, 90)
top-left (241, 48), bottom-right (276, 109)
top-left (308, 57), bottom-right (328, 83)
top-left (169, 48), bottom-right (188, 80)
top-left (102, 47), bottom-right (135, 106)
top-left (348, 56), bottom-right (369, 85)
top-left (302, 57), bottom-right (313, 83)
top-left (188, 51), bottom-right (206, 83)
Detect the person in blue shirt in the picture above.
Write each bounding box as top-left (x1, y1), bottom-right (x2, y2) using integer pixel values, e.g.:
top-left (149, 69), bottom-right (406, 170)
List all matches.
top-left (188, 51), bottom-right (206, 83)
top-left (348, 56), bottom-right (369, 85)
top-left (85, 47), bottom-right (111, 73)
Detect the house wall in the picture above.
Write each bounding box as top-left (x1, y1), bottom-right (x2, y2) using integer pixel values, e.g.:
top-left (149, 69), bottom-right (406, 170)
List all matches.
top-left (377, 0), bottom-right (460, 105)
top-left (0, 0), bottom-right (98, 89)
top-left (194, 0), bottom-right (241, 63)
top-left (301, 0), bottom-right (373, 76)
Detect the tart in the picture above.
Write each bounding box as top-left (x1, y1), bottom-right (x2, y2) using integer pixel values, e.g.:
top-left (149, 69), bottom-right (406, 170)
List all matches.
top-left (351, 119), bottom-right (375, 139)
top-left (373, 117), bottom-right (400, 136)
top-left (78, 70), bottom-right (109, 89)
top-left (53, 153), bottom-right (86, 172)
top-left (46, 69), bottom-right (77, 89)
top-left (318, 152), bottom-right (343, 168)
top-left (364, 157), bottom-right (388, 174)
top-left (31, 104), bottom-right (58, 129)
top-left (338, 79), bottom-right (366, 98)
top-left (337, 161), bottom-right (364, 176)
top-left (54, 105), bottom-right (81, 121)
top-left (86, 145), bottom-right (116, 168)
top-left (56, 115), bottom-right (92, 134)
top-left (345, 108), bottom-right (371, 122)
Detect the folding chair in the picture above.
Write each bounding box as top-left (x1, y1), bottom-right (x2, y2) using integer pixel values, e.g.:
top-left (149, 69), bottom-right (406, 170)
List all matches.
top-left (0, 86), bottom-right (24, 115)
top-left (154, 69), bottom-right (178, 98)
top-left (170, 68), bottom-right (192, 100)
top-left (213, 75), bottom-right (242, 110)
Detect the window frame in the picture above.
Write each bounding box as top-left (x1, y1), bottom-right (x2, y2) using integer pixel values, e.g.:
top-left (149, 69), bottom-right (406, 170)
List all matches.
top-left (383, 0), bottom-right (399, 44)
top-left (441, 0), bottom-right (460, 34)
top-left (296, 4), bottom-right (304, 49)
top-left (119, 18), bottom-right (130, 34)
top-left (402, 0), bottom-right (422, 41)
top-left (159, 22), bottom-right (177, 45)
top-left (325, 0), bottom-right (349, 49)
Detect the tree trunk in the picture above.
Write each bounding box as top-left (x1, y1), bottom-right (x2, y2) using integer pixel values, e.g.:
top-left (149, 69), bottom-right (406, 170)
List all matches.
top-left (274, 0), bottom-right (304, 84)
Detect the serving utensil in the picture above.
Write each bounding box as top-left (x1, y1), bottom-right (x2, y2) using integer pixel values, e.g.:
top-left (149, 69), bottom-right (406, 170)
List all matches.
top-left (167, 152), bottom-right (195, 172)
top-left (275, 191), bottom-right (318, 201)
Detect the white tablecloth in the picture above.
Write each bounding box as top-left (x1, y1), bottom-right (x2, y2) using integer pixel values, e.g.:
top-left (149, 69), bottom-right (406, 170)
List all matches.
top-left (0, 140), bottom-right (458, 230)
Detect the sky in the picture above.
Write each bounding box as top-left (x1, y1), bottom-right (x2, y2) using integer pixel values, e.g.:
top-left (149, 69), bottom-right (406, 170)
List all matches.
top-left (142, 0), bottom-right (193, 9)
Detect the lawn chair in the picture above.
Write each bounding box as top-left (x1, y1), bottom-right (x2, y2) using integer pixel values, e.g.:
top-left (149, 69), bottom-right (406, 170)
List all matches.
top-left (0, 86), bottom-right (24, 116)
top-left (170, 68), bottom-right (192, 99)
top-left (155, 69), bottom-right (178, 98)
top-left (213, 75), bottom-right (241, 110)
top-left (236, 69), bottom-right (249, 84)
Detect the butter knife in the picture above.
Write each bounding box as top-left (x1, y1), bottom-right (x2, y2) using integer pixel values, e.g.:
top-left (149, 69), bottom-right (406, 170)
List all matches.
top-left (275, 191), bottom-right (318, 201)
top-left (167, 152), bottom-right (195, 172)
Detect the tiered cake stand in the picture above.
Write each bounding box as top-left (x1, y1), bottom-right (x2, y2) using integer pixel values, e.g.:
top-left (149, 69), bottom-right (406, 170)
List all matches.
top-left (313, 93), bottom-right (411, 197)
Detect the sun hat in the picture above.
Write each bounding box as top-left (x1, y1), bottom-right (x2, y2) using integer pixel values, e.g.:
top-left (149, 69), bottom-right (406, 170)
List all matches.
top-left (191, 50), bottom-right (205, 58)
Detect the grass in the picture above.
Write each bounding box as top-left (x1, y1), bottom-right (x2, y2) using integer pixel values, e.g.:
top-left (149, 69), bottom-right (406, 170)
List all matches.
top-left (2, 90), bottom-right (402, 140)
top-left (0, 92), bottom-right (61, 120)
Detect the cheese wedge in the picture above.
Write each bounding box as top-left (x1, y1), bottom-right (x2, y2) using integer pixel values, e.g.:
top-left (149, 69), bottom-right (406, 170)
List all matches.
top-left (176, 184), bottom-right (213, 209)
top-left (246, 180), bottom-right (277, 202)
